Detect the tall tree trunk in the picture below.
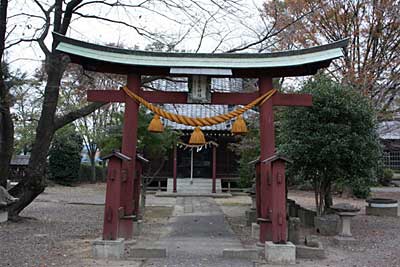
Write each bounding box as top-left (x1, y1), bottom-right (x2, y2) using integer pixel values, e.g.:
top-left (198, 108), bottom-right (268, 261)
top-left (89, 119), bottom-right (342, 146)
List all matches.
top-left (89, 152), bottom-right (96, 183)
top-left (0, 80), bottom-right (14, 188)
top-left (323, 180), bottom-right (333, 213)
top-left (314, 179), bottom-right (322, 216)
top-left (0, 0), bottom-right (14, 188)
top-left (8, 54), bottom-right (66, 216)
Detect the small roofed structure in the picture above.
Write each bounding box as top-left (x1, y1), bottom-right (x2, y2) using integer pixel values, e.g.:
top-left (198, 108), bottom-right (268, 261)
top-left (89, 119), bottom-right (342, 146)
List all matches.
top-left (101, 150), bottom-right (149, 164)
top-left (248, 154), bottom-right (293, 165)
top-left (9, 155), bottom-right (30, 182)
top-left (101, 150), bottom-right (132, 161)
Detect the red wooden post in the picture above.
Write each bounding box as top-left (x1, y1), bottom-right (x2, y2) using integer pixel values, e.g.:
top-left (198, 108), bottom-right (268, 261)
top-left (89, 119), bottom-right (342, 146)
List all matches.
top-left (102, 157), bottom-right (123, 240)
top-left (119, 74), bottom-right (141, 239)
top-left (270, 158), bottom-right (287, 242)
top-left (258, 77), bottom-right (275, 244)
top-left (173, 144), bottom-right (177, 193)
top-left (133, 159), bottom-right (142, 218)
top-left (255, 162), bottom-right (261, 220)
top-left (212, 145), bottom-right (217, 193)
top-left (101, 151), bottom-right (131, 240)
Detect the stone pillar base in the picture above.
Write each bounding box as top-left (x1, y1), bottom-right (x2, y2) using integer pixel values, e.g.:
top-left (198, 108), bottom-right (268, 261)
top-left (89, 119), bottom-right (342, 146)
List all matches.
top-left (92, 238), bottom-right (125, 259)
top-left (133, 220), bottom-right (142, 236)
top-left (0, 210), bottom-right (8, 223)
top-left (265, 241), bottom-right (296, 265)
top-left (251, 223), bottom-right (260, 239)
top-left (245, 209), bottom-right (257, 226)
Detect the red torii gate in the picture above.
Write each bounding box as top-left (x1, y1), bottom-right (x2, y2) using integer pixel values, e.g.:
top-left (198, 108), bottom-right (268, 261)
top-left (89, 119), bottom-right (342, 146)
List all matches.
top-left (54, 33), bottom-right (347, 244)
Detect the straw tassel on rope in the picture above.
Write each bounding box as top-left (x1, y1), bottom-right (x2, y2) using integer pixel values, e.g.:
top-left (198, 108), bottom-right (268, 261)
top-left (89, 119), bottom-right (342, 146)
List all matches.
top-left (121, 86), bottom-right (277, 140)
top-left (189, 127), bottom-right (206, 145)
top-left (231, 115), bottom-right (248, 135)
top-left (148, 114), bottom-right (164, 133)
top-left (122, 86), bottom-right (277, 128)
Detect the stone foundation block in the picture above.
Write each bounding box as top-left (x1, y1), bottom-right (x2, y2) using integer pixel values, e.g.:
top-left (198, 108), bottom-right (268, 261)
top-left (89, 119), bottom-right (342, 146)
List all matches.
top-left (92, 238), bottom-right (125, 259)
top-left (133, 220), bottom-right (142, 236)
top-left (245, 209), bottom-right (257, 226)
top-left (129, 247), bottom-right (167, 258)
top-left (251, 222), bottom-right (260, 239)
top-left (288, 217), bottom-right (301, 244)
top-left (287, 199), bottom-right (299, 217)
top-left (223, 248), bottom-right (259, 260)
top-left (314, 215), bottom-right (339, 236)
top-left (265, 241), bottom-right (296, 265)
top-left (298, 208), bottom-right (316, 227)
top-left (0, 210), bottom-right (8, 223)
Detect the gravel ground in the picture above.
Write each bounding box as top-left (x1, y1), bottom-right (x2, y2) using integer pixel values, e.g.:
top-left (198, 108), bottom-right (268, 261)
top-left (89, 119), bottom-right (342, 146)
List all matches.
top-left (0, 184), bottom-right (172, 267)
top-left (0, 200), bottom-right (104, 267)
top-left (217, 190), bottom-right (400, 267)
top-left (2, 184), bottom-right (400, 267)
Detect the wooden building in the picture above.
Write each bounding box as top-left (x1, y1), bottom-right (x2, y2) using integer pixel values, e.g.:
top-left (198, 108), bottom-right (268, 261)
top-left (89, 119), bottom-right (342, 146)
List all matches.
top-left (145, 78), bottom-right (252, 189)
top-left (159, 105), bottom-right (240, 179)
top-left (379, 121), bottom-right (400, 169)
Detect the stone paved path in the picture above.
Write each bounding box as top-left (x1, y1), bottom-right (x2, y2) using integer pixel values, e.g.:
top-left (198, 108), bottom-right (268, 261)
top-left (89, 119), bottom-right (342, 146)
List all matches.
top-left (144, 197), bottom-right (253, 267)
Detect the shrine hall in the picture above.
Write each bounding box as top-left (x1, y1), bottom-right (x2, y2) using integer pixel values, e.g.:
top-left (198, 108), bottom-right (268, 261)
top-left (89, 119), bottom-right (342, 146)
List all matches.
top-left (144, 78), bottom-right (253, 192)
top-left (54, 32), bottom-right (348, 245)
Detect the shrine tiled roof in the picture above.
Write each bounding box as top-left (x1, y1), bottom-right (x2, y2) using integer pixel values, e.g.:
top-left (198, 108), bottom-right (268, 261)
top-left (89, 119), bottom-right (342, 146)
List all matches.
top-left (148, 77), bottom-right (256, 132)
top-left (163, 104), bottom-right (232, 131)
top-left (379, 121), bottom-right (400, 140)
top-left (162, 104), bottom-right (257, 132)
top-left (146, 77), bottom-right (257, 92)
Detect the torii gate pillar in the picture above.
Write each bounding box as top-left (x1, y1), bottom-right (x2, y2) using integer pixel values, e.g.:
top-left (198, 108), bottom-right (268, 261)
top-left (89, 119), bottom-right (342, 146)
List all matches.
top-left (118, 74), bottom-right (141, 239)
top-left (258, 77), bottom-right (275, 243)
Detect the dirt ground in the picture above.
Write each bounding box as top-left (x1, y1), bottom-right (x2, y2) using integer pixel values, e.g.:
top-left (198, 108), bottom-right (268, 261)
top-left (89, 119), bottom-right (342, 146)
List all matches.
top-left (1, 184), bottom-right (400, 267)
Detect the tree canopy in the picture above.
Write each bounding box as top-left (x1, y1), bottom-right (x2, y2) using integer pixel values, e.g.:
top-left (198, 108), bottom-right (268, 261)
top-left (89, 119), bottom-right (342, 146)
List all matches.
top-left (279, 75), bottom-right (382, 214)
top-left (263, 0), bottom-right (400, 119)
top-left (100, 107), bottom-right (179, 177)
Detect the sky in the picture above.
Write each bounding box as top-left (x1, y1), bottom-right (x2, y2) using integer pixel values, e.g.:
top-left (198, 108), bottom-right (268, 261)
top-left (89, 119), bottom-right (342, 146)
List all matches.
top-left (5, 0), bottom-right (267, 75)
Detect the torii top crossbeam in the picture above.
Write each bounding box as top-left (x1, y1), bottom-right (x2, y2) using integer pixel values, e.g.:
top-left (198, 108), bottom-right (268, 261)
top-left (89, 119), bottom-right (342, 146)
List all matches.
top-left (54, 33), bottom-right (348, 78)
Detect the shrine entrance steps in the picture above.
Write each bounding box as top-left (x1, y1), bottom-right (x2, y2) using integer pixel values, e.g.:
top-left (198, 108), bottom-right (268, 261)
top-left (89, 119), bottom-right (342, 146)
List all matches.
top-left (156, 178), bottom-right (231, 197)
top-left (167, 178), bottom-right (222, 193)
top-left (143, 197), bottom-right (252, 267)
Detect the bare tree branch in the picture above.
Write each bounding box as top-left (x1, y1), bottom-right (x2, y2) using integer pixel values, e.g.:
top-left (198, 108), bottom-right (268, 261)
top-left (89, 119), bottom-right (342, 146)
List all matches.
top-left (54, 101), bottom-right (107, 130)
top-left (226, 8), bottom-right (315, 53)
top-left (73, 11), bottom-right (157, 40)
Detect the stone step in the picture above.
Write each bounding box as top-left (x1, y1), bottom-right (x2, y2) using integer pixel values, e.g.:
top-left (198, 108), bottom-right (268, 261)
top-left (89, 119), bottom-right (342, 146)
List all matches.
top-left (167, 178), bottom-right (221, 193)
top-left (155, 192), bottom-right (232, 198)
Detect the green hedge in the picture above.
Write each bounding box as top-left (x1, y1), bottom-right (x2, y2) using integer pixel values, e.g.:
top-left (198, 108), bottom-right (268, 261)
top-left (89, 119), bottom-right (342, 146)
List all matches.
top-left (49, 125), bottom-right (83, 185)
top-left (78, 164), bottom-right (106, 182)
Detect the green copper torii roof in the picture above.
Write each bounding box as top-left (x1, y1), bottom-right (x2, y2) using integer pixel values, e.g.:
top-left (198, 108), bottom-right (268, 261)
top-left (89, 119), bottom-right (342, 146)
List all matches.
top-left (54, 33), bottom-right (348, 77)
